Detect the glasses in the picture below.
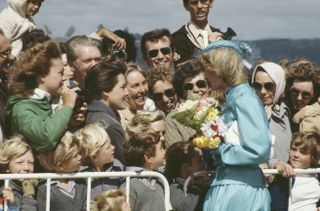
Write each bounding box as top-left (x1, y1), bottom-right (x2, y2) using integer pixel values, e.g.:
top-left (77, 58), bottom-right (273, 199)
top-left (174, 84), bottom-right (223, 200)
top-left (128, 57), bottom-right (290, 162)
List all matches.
top-left (252, 82), bottom-right (275, 92)
top-left (0, 47), bottom-right (11, 59)
top-left (152, 88), bottom-right (176, 102)
top-left (188, 0), bottom-right (210, 5)
top-left (290, 88), bottom-right (313, 100)
top-left (148, 47), bottom-right (171, 58)
top-left (184, 79), bottom-right (208, 91)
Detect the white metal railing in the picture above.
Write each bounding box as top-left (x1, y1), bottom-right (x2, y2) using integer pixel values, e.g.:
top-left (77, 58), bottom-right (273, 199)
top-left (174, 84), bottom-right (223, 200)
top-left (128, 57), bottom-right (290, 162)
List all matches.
top-left (1, 168), bottom-right (319, 211)
top-left (0, 171), bottom-right (173, 211)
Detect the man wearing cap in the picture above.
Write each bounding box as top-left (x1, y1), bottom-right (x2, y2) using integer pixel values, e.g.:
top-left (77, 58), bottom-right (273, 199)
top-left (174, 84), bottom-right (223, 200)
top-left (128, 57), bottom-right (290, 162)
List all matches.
top-left (172, 0), bottom-right (236, 65)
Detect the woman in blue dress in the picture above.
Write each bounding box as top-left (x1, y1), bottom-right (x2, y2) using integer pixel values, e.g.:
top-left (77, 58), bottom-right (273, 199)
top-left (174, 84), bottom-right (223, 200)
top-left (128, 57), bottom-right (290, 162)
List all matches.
top-left (200, 40), bottom-right (271, 211)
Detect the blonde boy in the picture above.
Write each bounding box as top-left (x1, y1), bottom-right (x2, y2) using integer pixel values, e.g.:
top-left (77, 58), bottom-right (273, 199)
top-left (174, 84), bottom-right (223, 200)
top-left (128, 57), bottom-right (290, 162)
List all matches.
top-left (37, 132), bottom-right (86, 211)
top-left (74, 124), bottom-right (124, 199)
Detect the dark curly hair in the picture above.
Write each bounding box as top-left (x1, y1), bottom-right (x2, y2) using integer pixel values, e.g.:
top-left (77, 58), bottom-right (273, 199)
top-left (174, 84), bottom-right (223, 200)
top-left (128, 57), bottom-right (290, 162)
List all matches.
top-left (8, 40), bottom-right (61, 97)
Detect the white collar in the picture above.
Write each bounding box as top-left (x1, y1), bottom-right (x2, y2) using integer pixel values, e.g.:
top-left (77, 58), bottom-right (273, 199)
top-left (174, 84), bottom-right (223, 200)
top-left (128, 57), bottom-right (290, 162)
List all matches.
top-left (31, 88), bottom-right (51, 102)
top-left (188, 21), bottom-right (212, 37)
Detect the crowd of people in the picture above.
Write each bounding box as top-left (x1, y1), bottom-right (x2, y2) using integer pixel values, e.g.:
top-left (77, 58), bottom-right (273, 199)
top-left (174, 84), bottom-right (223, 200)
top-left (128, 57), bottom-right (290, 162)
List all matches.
top-left (0, 0), bottom-right (319, 211)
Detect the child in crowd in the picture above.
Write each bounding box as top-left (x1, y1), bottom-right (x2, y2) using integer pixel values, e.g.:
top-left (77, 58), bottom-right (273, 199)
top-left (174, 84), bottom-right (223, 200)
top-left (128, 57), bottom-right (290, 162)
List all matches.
top-left (6, 40), bottom-right (77, 152)
top-left (91, 189), bottom-right (131, 211)
top-left (37, 132), bottom-right (86, 211)
top-left (269, 132), bottom-right (320, 211)
top-left (0, 0), bottom-right (44, 57)
top-left (0, 136), bottom-right (37, 211)
top-left (122, 132), bottom-right (166, 211)
top-left (74, 123), bottom-right (124, 199)
top-left (165, 141), bottom-right (210, 211)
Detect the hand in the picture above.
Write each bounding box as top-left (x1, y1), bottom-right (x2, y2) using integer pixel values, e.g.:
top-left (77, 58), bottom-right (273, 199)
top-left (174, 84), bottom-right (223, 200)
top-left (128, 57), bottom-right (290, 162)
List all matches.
top-left (22, 179), bottom-right (38, 196)
top-left (3, 187), bottom-right (14, 204)
top-left (293, 105), bottom-right (320, 123)
top-left (68, 103), bottom-right (87, 129)
top-left (61, 84), bottom-right (78, 108)
top-left (259, 163), bottom-right (269, 170)
top-left (112, 36), bottom-right (126, 50)
top-left (276, 160), bottom-right (295, 178)
top-left (208, 31), bottom-right (224, 43)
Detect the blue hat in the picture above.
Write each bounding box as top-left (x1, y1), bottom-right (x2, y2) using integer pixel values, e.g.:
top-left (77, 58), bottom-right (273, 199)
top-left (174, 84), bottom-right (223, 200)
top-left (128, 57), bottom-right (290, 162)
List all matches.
top-left (202, 40), bottom-right (245, 57)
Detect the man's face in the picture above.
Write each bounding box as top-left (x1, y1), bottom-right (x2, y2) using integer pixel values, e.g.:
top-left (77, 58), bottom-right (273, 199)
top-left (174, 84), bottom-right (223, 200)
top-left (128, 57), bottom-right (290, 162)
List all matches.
top-left (144, 36), bottom-right (173, 68)
top-left (185, 0), bottom-right (213, 26)
top-left (72, 45), bottom-right (102, 86)
top-left (0, 34), bottom-right (13, 69)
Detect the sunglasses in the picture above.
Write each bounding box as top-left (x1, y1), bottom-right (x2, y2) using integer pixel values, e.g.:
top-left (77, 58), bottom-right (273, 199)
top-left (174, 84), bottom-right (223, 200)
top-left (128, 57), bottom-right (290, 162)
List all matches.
top-left (148, 47), bottom-right (171, 58)
top-left (252, 82), bottom-right (275, 92)
top-left (184, 80), bottom-right (208, 91)
top-left (290, 88), bottom-right (313, 100)
top-left (0, 47), bottom-right (11, 59)
top-left (152, 88), bottom-right (176, 102)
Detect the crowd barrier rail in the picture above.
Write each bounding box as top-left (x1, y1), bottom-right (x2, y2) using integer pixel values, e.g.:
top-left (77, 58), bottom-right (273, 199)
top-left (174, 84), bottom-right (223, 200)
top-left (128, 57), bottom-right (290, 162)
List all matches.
top-left (0, 171), bottom-right (173, 211)
top-left (0, 168), bottom-right (319, 211)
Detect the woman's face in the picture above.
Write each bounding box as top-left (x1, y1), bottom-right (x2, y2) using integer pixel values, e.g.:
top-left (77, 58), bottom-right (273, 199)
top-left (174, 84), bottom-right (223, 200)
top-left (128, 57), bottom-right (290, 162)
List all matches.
top-left (104, 74), bottom-right (127, 110)
top-left (183, 72), bottom-right (209, 99)
top-left (8, 150), bottom-right (34, 174)
top-left (253, 71), bottom-right (276, 106)
top-left (126, 71), bottom-right (148, 110)
top-left (290, 79), bottom-right (315, 110)
top-left (61, 53), bottom-right (74, 80)
top-left (39, 58), bottom-right (65, 95)
top-left (203, 69), bottom-right (227, 91)
top-left (150, 119), bottom-right (166, 142)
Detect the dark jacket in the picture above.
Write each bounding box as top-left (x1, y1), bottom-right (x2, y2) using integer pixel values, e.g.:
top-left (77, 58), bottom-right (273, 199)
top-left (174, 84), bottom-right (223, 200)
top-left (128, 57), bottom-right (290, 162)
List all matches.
top-left (86, 100), bottom-right (126, 163)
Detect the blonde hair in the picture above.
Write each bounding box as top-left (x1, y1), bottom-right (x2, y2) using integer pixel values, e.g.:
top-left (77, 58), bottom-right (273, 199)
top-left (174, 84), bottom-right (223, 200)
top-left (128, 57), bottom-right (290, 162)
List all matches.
top-left (126, 110), bottom-right (165, 138)
top-left (200, 47), bottom-right (248, 86)
top-left (0, 136), bottom-right (33, 172)
top-left (91, 189), bottom-right (127, 211)
top-left (74, 124), bottom-right (111, 165)
top-left (39, 132), bottom-right (80, 171)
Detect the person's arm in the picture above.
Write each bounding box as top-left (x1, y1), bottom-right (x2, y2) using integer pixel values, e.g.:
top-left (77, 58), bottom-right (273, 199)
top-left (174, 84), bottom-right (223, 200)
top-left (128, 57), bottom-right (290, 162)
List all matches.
top-left (12, 104), bottom-right (73, 152)
top-left (95, 28), bottom-right (126, 49)
top-left (218, 91), bottom-right (271, 165)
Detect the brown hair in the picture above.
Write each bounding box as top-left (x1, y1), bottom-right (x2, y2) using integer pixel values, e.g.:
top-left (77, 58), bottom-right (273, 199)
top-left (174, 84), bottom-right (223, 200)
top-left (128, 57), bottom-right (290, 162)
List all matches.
top-left (8, 40), bottom-right (61, 97)
top-left (147, 65), bottom-right (174, 96)
top-left (91, 189), bottom-right (127, 211)
top-left (140, 28), bottom-right (172, 58)
top-left (291, 132), bottom-right (320, 168)
top-left (164, 141), bottom-right (198, 182)
top-left (84, 60), bottom-right (127, 103)
top-left (123, 132), bottom-right (162, 167)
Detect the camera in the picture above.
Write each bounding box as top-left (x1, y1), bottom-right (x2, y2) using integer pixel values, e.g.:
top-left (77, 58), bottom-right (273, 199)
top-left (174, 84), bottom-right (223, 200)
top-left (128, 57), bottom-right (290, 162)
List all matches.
top-left (67, 79), bottom-right (86, 110)
top-left (112, 47), bottom-right (127, 61)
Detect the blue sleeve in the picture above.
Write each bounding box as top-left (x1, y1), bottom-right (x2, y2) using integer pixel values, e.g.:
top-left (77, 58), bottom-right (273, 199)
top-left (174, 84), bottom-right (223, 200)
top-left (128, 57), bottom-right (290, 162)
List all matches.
top-left (219, 91), bottom-right (271, 165)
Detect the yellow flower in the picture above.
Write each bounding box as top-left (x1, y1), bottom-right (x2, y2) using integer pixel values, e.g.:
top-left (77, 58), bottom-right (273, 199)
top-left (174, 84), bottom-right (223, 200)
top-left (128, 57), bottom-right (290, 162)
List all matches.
top-left (206, 108), bottom-right (219, 121)
top-left (192, 136), bottom-right (220, 149)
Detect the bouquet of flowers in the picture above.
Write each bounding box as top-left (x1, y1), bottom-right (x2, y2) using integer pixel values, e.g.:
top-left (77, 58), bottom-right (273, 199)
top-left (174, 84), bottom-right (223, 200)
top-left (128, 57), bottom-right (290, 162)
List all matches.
top-left (173, 97), bottom-right (226, 149)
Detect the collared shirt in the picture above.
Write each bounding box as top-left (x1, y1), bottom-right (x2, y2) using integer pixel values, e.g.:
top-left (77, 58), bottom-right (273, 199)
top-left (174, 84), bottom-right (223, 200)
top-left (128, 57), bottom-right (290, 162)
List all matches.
top-left (51, 180), bottom-right (76, 198)
top-left (187, 21), bottom-right (212, 49)
top-left (31, 88), bottom-right (51, 102)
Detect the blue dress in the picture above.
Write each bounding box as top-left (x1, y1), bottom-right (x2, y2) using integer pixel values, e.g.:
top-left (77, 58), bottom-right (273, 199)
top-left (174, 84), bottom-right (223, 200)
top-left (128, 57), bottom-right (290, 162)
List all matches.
top-left (203, 83), bottom-right (271, 211)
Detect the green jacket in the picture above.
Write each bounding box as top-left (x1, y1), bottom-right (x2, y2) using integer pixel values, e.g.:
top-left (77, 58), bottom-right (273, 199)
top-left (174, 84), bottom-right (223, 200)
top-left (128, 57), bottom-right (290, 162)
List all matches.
top-left (6, 95), bottom-right (73, 152)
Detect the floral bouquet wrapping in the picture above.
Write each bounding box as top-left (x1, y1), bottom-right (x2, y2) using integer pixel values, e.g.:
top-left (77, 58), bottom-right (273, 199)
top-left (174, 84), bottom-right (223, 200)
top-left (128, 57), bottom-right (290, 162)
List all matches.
top-left (173, 97), bottom-right (226, 149)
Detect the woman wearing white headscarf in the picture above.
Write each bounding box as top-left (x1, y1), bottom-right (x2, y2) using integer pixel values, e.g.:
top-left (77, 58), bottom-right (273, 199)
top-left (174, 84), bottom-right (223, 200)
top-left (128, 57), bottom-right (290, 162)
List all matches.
top-left (251, 62), bottom-right (292, 171)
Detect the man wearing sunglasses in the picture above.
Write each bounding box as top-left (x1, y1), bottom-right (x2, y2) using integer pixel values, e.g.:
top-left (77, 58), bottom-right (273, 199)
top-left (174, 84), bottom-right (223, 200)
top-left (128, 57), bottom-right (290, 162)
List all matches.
top-left (172, 0), bottom-right (236, 65)
top-left (147, 66), bottom-right (177, 115)
top-left (141, 28), bottom-right (174, 68)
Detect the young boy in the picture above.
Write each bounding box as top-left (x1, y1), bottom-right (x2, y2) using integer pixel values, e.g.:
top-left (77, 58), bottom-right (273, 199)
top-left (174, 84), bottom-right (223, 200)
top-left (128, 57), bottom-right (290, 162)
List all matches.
top-left (122, 132), bottom-right (166, 211)
top-left (74, 124), bottom-right (124, 199)
top-left (37, 132), bottom-right (86, 211)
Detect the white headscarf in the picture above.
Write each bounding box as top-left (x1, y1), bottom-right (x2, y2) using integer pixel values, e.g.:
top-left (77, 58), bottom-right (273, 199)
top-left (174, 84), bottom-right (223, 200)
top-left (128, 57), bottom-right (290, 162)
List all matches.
top-left (251, 62), bottom-right (286, 118)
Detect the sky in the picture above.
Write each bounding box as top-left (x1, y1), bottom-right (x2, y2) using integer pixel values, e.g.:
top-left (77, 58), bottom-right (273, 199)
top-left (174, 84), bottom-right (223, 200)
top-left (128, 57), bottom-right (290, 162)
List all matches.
top-left (1, 0), bottom-right (320, 40)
